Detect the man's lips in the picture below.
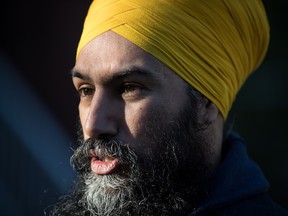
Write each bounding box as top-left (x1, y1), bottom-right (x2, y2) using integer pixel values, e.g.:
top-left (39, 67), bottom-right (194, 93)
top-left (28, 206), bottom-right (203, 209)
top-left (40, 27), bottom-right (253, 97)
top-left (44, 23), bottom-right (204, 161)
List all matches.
top-left (89, 149), bottom-right (119, 175)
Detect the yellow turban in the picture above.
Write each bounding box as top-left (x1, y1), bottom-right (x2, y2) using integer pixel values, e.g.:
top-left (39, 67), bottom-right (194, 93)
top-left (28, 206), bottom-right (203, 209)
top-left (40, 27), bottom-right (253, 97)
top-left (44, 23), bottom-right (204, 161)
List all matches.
top-left (76, 0), bottom-right (270, 119)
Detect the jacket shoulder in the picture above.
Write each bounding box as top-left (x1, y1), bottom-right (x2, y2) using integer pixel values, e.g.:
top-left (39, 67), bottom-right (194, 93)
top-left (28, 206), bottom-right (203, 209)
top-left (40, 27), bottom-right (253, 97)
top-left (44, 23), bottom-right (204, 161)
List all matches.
top-left (211, 193), bottom-right (288, 216)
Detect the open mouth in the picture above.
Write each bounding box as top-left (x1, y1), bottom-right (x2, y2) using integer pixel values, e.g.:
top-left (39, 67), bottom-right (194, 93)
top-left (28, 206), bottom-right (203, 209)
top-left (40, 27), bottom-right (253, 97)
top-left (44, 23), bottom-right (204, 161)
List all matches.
top-left (89, 149), bottom-right (119, 175)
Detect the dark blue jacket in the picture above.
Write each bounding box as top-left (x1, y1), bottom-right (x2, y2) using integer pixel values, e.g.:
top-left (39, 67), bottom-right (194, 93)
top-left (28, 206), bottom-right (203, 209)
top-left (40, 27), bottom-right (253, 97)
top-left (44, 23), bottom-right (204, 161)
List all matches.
top-left (189, 132), bottom-right (288, 216)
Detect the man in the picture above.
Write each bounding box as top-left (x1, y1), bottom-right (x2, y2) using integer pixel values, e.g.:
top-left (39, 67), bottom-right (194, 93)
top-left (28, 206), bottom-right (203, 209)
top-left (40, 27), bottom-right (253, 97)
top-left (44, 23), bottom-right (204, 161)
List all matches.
top-left (49, 0), bottom-right (288, 215)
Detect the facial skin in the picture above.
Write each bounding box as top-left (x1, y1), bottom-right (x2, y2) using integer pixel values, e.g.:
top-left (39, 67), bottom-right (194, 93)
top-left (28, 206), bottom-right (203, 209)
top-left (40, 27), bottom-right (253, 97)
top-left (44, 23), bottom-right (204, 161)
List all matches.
top-left (49, 31), bottom-right (224, 216)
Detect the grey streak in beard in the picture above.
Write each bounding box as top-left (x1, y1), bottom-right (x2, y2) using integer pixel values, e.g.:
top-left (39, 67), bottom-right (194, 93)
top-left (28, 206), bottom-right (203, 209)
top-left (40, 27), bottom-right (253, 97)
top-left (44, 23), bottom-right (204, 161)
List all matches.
top-left (84, 174), bottom-right (135, 216)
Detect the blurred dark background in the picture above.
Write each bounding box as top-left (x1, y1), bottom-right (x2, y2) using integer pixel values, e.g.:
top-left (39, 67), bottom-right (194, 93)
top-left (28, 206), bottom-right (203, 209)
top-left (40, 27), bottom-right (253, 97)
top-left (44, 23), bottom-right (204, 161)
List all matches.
top-left (0, 0), bottom-right (287, 215)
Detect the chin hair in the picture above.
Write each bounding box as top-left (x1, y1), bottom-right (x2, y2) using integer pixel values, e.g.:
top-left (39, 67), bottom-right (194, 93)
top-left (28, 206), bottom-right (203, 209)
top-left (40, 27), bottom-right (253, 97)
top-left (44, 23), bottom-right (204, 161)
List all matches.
top-left (83, 169), bottom-right (139, 216)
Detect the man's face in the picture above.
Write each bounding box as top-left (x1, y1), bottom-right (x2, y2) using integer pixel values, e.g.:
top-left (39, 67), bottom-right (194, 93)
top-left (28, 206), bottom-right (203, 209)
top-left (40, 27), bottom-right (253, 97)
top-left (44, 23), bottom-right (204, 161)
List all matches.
top-left (73, 31), bottom-right (190, 151)
top-left (54, 31), bottom-right (218, 216)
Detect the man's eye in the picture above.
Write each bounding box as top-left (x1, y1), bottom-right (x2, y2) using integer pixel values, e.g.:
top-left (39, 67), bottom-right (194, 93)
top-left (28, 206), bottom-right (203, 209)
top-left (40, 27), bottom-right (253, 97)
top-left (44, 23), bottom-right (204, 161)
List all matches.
top-left (122, 83), bottom-right (144, 97)
top-left (124, 85), bottom-right (137, 93)
top-left (78, 87), bottom-right (95, 98)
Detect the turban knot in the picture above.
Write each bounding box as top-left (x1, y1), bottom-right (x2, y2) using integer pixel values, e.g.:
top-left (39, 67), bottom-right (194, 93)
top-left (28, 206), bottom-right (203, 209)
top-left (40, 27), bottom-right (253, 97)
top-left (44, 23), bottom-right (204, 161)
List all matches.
top-left (76, 0), bottom-right (270, 119)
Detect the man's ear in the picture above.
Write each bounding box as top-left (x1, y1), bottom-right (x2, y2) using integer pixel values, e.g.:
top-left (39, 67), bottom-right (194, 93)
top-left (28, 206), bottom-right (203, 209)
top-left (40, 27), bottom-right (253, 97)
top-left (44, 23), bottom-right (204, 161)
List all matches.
top-left (196, 96), bottom-right (219, 125)
top-left (204, 100), bottom-right (219, 123)
top-left (189, 88), bottom-right (221, 125)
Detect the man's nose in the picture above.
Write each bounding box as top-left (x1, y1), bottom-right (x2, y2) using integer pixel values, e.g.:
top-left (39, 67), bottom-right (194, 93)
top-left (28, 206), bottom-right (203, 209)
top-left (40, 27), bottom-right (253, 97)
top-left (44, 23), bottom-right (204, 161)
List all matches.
top-left (82, 90), bottom-right (119, 139)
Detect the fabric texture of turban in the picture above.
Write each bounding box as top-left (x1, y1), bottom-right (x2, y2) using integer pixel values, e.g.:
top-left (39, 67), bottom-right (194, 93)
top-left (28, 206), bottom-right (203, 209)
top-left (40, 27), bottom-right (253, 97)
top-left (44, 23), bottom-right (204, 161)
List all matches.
top-left (76, 0), bottom-right (270, 119)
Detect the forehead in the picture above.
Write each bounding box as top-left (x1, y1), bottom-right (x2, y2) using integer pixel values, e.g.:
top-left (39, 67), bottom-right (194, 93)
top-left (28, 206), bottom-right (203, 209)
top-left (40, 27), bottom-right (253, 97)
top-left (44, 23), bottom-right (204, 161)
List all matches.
top-left (74, 31), bottom-right (167, 78)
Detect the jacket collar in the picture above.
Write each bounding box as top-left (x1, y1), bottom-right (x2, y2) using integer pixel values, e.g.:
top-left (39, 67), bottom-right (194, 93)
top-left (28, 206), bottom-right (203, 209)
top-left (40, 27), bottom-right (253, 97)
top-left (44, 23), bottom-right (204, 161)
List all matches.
top-left (190, 132), bottom-right (269, 215)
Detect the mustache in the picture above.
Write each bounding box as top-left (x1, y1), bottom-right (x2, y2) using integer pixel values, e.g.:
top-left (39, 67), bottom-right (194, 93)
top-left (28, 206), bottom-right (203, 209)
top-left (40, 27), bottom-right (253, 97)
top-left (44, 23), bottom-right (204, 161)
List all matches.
top-left (71, 138), bottom-right (137, 174)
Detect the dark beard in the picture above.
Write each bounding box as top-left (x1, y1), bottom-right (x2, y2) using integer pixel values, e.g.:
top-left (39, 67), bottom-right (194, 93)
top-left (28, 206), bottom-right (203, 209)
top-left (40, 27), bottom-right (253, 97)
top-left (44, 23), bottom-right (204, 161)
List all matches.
top-left (48, 93), bottom-right (216, 216)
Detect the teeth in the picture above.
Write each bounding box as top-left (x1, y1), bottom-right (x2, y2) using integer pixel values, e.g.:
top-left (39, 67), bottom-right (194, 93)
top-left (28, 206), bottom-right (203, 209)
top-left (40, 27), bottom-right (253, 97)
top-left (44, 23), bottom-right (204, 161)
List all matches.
top-left (103, 156), bottom-right (113, 162)
top-left (90, 148), bottom-right (115, 162)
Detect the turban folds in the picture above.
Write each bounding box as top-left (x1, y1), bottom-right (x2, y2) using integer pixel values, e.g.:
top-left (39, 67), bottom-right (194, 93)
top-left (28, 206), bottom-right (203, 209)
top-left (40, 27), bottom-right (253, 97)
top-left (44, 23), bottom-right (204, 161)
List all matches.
top-left (76, 0), bottom-right (270, 119)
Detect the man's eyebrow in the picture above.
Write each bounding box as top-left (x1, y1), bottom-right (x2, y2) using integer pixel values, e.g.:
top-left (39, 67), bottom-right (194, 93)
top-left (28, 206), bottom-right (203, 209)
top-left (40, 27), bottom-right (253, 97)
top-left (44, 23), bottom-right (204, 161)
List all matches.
top-left (110, 67), bottom-right (160, 81)
top-left (71, 69), bottom-right (91, 81)
top-left (71, 67), bottom-right (161, 83)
